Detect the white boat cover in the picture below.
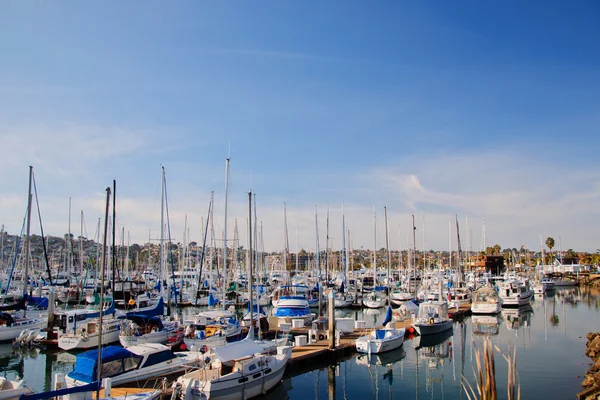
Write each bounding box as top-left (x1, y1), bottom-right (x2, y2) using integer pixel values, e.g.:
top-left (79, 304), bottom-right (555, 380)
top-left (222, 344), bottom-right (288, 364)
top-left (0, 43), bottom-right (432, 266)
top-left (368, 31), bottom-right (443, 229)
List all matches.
top-left (213, 331), bottom-right (264, 362)
top-left (196, 310), bottom-right (235, 319)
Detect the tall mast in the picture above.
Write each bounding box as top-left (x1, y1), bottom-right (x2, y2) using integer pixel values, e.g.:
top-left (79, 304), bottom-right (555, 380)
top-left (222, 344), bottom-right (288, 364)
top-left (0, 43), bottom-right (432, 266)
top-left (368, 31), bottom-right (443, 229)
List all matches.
top-left (384, 206), bottom-right (390, 304)
top-left (315, 205), bottom-right (320, 279)
top-left (68, 197), bottom-right (72, 282)
top-left (96, 186), bottom-right (111, 396)
top-left (209, 192), bottom-right (215, 293)
top-left (373, 208), bottom-right (377, 284)
top-left (222, 157), bottom-right (230, 310)
top-left (112, 180), bottom-right (116, 290)
top-left (248, 191), bottom-right (253, 333)
top-left (342, 202), bottom-right (347, 286)
top-left (24, 166), bottom-right (33, 315)
top-left (455, 214), bottom-right (462, 286)
top-left (325, 205), bottom-right (330, 282)
top-left (160, 167), bottom-right (166, 296)
top-left (411, 215), bottom-right (416, 297)
top-left (80, 211), bottom-right (84, 294)
top-left (283, 203), bottom-right (288, 276)
top-left (449, 220), bottom-right (452, 273)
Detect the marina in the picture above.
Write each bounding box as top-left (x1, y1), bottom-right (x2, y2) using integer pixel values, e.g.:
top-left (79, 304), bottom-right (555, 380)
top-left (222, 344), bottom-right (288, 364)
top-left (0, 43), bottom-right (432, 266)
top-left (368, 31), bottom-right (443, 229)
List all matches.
top-left (0, 286), bottom-right (596, 399)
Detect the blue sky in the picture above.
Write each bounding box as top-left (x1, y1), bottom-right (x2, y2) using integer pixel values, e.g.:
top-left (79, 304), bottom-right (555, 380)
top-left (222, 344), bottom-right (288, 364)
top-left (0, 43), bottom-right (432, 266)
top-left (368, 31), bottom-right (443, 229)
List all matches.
top-left (1, 1), bottom-right (599, 252)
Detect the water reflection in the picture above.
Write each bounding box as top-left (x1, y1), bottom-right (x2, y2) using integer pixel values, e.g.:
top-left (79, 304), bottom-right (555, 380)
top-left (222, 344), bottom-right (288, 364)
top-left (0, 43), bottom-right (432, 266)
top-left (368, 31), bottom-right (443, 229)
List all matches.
top-left (355, 345), bottom-right (406, 367)
top-left (472, 315), bottom-right (501, 336)
top-left (501, 305), bottom-right (533, 331)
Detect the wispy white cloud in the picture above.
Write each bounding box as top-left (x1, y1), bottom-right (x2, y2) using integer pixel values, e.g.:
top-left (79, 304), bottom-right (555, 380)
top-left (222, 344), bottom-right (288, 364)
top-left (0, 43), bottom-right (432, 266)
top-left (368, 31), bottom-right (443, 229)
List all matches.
top-left (3, 141), bottom-right (600, 253)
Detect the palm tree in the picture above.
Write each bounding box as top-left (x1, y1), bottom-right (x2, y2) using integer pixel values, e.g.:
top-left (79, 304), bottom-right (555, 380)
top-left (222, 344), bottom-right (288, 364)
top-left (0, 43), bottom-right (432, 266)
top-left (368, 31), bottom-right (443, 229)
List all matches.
top-left (546, 237), bottom-right (555, 263)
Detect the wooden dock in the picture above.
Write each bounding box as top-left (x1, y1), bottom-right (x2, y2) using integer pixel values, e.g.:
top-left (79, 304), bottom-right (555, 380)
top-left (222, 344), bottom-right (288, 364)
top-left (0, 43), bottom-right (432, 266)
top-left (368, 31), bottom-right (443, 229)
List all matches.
top-left (448, 304), bottom-right (472, 319)
top-left (282, 318), bottom-right (414, 376)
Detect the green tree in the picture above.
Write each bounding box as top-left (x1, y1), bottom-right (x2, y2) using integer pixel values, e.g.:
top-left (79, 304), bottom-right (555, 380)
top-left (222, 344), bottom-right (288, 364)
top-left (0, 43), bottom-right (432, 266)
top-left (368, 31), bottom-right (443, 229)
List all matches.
top-left (546, 237), bottom-right (555, 263)
top-left (546, 237), bottom-right (555, 252)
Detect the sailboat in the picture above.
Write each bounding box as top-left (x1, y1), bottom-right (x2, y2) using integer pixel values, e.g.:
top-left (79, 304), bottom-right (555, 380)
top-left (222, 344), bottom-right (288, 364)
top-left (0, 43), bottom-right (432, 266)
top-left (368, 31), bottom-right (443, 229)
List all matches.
top-left (362, 210), bottom-right (386, 309)
top-left (0, 167), bottom-right (47, 343)
top-left (36, 187), bottom-right (164, 400)
top-left (356, 306), bottom-right (405, 354)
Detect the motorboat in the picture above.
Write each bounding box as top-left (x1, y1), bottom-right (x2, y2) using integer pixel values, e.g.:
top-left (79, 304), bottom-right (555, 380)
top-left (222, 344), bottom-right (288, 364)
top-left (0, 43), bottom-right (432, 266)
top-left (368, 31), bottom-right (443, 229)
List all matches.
top-left (448, 287), bottom-right (472, 308)
top-left (273, 296), bottom-right (314, 326)
top-left (498, 279), bottom-right (533, 307)
top-left (172, 337), bottom-right (292, 400)
top-left (413, 301), bottom-right (453, 336)
top-left (471, 286), bottom-right (502, 314)
top-left (65, 343), bottom-right (200, 387)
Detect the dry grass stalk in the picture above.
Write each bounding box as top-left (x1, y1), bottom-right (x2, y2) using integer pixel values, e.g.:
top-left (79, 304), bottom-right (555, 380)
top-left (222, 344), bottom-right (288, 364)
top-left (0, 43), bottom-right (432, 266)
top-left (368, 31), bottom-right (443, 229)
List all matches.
top-left (462, 337), bottom-right (520, 400)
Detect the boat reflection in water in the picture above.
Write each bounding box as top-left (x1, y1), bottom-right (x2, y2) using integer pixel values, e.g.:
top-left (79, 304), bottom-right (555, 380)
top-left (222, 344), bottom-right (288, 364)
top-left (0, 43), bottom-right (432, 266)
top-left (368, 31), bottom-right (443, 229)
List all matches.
top-left (502, 304), bottom-right (533, 331)
top-left (412, 327), bottom-right (454, 351)
top-left (472, 315), bottom-right (501, 336)
top-left (355, 345), bottom-right (407, 367)
top-left (254, 377), bottom-right (291, 400)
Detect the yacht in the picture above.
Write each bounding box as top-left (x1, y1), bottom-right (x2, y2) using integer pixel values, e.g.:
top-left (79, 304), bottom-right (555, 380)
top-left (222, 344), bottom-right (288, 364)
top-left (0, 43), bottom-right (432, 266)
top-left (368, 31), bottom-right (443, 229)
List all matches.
top-left (471, 286), bottom-right (502, 314)
top-left (498, 279), bottom-right (533, 307)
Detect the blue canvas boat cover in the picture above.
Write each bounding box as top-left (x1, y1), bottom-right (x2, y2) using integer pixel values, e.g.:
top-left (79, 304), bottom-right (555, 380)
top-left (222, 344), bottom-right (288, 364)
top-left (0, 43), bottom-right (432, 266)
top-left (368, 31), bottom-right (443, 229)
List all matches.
top-left (68, 346), bottom-right (135, 383)
top-left (274, 307), bottom-right (310, 317)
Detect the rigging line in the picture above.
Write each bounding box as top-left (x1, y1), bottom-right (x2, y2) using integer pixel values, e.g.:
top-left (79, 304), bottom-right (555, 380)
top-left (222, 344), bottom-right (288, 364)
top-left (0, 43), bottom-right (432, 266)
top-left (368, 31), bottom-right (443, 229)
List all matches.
top-left (163, 171), bottom-right (178, 309)
top-left (6, 208), bottom-right (28, 298)
top-left (32, 172), bottom-right (53, 286)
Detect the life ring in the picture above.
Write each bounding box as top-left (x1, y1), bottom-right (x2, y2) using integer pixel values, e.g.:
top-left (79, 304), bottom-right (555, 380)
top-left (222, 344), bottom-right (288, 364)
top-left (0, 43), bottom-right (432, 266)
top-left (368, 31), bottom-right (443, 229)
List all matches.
top-left (128, 299), bottom-right (135, 306)
top-left (318, 334), bottom-right (325, 341)
top-left (428, 318), bottom-right (435, 325)
top-left (311, 333), bottom-right (316, 340)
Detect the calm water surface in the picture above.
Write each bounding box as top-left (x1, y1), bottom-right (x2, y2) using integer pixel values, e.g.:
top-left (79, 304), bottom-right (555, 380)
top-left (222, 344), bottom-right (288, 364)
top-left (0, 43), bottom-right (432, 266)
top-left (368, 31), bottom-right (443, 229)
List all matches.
top-left (2, 287), bottom-right (598, 399)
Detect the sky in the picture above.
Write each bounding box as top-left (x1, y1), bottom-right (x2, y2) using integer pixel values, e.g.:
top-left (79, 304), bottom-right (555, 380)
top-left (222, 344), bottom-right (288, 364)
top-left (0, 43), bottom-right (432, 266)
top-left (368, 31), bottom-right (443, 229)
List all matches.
top-left (1, 1), bottom-right (599, 253)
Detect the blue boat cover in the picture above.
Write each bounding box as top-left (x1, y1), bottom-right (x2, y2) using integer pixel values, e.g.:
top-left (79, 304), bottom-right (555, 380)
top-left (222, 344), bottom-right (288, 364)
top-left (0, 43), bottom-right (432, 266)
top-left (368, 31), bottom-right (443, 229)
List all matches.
top-left (20, 381), bottom-right (102, 400)
top-left (68, 346), bottom-right (134, 383)
top-left (28, 296), bottom-right (48, 309)
top-left (274, 307), bottom-right (310, 317)
top-left (375, 330), bottom-right (386, 340)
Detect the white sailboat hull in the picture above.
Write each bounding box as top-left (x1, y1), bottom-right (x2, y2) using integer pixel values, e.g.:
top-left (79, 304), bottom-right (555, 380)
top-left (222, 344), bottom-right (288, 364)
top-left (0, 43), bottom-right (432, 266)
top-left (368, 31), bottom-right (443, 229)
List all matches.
top-left (59, 329), bottom-right (121, 351)
top-left (356, 329), bottom-right (405, 354)
top-left (119, 330), bottom-right (170, 348)
top-left (175, 353), bottom-right (289, 400)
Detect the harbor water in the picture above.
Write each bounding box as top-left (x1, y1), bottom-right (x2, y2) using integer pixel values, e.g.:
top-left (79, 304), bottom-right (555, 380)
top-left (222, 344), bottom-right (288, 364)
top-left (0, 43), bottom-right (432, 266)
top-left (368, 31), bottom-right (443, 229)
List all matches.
top-left (2, 287), bottom-right (597, 399)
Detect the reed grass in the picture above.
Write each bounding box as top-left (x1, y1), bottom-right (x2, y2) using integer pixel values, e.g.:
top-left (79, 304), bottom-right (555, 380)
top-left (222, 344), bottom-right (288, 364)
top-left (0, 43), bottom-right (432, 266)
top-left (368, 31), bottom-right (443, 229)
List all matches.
top-left (461, 337), bottom-right (520, 400)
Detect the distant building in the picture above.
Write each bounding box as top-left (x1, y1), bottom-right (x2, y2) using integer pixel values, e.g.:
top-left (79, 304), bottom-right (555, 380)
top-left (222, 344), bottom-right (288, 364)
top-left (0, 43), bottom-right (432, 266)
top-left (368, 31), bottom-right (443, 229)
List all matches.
top-left (466, 255), bottom-right (505, 275)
